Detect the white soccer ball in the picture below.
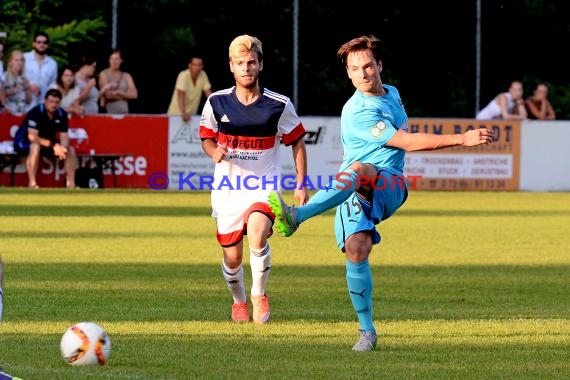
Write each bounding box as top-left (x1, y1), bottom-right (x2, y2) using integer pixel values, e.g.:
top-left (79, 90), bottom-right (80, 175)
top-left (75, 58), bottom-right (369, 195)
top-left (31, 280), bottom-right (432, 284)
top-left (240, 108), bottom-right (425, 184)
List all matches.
top-left (60, 321), bottom-right (112, 366)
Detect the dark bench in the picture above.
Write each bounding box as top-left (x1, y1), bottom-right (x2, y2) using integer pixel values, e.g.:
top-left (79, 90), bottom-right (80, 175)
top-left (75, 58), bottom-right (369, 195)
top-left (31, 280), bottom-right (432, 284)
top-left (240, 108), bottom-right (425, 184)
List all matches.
top-left (0, 153), bottom-right (23, 186)
top-left (0, 152), bottom-right (129, 188)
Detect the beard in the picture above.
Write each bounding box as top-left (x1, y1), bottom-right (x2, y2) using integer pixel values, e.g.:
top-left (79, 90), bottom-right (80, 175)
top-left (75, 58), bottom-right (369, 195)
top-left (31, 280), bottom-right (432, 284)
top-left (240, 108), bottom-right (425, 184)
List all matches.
top-left (33, 47), bottom-right (47, 56)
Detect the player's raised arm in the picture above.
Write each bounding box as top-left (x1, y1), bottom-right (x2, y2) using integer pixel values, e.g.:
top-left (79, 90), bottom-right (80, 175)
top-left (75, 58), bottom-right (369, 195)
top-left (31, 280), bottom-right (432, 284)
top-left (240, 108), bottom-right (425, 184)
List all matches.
top-left (386, 128), bottom-right (494, 152)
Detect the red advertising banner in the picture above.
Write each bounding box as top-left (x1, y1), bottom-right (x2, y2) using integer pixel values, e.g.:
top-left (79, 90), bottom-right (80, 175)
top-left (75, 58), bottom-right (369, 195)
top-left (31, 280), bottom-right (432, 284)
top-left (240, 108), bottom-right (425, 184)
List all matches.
top-left (0, 114), bottom-right (167, 188)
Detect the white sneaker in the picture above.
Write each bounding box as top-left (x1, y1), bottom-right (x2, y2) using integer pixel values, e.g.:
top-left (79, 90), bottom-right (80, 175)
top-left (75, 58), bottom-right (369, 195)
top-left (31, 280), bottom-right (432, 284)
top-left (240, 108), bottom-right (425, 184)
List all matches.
top-left (352, 329), bottom-right (377, 352)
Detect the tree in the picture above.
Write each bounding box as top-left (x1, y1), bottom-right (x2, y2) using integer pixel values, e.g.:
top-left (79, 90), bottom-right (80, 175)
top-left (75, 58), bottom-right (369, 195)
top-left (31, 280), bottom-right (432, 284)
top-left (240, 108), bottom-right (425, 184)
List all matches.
top-left (0, 0), bottom-right (106, 67)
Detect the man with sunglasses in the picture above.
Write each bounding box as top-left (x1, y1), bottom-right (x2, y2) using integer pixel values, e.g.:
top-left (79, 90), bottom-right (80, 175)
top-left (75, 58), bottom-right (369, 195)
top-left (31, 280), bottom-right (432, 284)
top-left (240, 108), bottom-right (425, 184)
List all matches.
top-left (23, 31), bottom-right (58, 112)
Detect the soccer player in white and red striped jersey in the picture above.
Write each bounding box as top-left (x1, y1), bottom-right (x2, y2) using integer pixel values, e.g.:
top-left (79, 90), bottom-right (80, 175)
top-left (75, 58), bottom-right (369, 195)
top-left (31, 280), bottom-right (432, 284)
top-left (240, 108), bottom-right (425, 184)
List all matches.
top-left (199, 34), bottom-right (308, 324)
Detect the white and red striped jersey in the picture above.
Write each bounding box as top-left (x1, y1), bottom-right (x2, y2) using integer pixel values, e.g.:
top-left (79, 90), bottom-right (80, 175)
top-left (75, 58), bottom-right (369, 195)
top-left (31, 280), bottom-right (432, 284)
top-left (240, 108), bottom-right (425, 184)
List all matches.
top-left (199, 86), bottom-right (305, 222)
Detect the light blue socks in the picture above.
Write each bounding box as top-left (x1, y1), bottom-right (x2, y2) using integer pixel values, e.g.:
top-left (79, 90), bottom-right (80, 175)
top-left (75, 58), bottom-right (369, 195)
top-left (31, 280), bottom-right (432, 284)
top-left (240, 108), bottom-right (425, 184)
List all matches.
top-left (346, 259), bottom-right (375, 332)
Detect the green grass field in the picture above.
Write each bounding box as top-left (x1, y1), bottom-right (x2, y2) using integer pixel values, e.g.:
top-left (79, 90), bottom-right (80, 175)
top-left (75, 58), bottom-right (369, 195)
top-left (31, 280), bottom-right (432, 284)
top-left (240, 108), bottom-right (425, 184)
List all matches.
top-left (0, 188), bottom-right (569, 380)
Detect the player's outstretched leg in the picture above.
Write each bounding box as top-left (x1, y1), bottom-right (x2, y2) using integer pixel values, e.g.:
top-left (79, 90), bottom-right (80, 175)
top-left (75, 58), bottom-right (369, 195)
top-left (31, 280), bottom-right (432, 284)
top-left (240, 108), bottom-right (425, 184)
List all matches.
top-left (268, 191), bottom-right (298, 237)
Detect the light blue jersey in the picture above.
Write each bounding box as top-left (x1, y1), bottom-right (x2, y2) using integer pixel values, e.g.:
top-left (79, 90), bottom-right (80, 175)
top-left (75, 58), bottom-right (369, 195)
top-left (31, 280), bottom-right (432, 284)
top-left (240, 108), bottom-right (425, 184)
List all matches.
top-left (339, 84), bottom-right (408, 176)
top-left (292, 84), bottom-right (409, 250)
top-left (334, 84), bottom-right (409, 250)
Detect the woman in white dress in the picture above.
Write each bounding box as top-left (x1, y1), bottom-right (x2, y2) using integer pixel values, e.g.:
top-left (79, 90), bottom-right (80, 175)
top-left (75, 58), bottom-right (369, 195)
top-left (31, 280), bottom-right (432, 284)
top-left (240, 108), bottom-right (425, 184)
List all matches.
top-left (476, 80), bottom-right (527, 120)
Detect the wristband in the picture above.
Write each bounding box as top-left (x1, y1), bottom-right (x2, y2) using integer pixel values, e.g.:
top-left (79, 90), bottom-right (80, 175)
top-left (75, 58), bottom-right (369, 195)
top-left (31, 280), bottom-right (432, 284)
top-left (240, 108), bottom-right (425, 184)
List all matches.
top-left (48, 141), bottom-right (55, 148)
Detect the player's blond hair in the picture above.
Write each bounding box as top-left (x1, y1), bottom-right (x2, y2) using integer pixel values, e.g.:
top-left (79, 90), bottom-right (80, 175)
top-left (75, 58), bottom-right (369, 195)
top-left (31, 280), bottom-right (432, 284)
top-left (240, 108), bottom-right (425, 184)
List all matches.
top-left (228, 34), bottom-right (264, 63)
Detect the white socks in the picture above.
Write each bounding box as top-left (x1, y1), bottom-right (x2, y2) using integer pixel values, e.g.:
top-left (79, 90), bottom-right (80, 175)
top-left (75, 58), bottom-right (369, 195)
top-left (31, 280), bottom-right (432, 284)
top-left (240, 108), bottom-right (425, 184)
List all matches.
top-left (221, 261), bottom-right (246, 303)
top-left (221, 243), bottom-right (271, 303)
top-left (250, 244), bottom-right (271, 297)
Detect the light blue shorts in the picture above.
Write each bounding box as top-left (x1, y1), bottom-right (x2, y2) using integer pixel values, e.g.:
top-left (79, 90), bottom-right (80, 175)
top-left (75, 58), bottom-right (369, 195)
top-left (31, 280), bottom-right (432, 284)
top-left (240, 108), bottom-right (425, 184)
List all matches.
top-left (334, 170), bottom-right (408, 251)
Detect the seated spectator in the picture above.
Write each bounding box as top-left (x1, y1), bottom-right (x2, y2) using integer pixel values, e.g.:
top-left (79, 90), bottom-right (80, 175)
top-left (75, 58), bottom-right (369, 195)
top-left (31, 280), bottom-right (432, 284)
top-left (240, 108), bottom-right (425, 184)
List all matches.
top-left (98, 48), bottom-right (138, 114)
top-left (13, 89), bottom-right (78, 188)
top-left (51, 65), bottom-right (84, 117)
top-left (1, 49), bottom-right (33, 114)
top-left (525, 82), bottom-right (556, 120)
top-left (476, 80), bottom-right (527, 120)
top-left (167, 52), bottom-right (212, 122)
top-left (74, 55), bottom-right (100, 115)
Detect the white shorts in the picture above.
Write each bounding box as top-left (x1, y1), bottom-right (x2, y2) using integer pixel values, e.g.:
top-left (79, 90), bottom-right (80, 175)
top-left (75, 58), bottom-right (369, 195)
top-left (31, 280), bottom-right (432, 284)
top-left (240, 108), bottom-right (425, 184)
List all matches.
top-left (213, 200), bottom-right (275, 247)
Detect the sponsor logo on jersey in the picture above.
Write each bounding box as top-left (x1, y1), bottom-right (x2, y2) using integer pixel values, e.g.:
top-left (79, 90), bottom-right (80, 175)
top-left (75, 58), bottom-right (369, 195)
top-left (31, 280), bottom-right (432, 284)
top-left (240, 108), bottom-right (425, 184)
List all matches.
top-left (370, 121), bottom-right (386, 138)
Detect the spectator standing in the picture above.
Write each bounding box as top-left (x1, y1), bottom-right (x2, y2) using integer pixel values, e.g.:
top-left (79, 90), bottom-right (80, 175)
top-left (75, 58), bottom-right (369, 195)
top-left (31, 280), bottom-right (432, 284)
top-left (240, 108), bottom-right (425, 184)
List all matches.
top-left (14, 88), bottom-right (77, 188)
top-left (51, 65), bottom-right (84, 117)
top-left (2, 49), bottom-right (33, 114)
top-left (200, 34), bottom-right (308, 324)
top-left (167, 52), bottom-right (212, 122)
top-left (476, 80), bottom-right (527, 120)
top-left (74, 55), bottom-right (100, 115)
top-left (98, 49), bottom-right (137, 114)
top-left (525, 82), bottom-right (556, 120)
top-left (23, 31), bottom-right (58, 112)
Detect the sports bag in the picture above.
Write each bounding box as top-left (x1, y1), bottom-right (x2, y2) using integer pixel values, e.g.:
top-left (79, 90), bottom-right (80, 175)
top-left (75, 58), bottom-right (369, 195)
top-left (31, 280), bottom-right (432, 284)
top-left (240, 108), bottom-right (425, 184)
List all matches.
top-left (13, 125), bottom-right (30, 155)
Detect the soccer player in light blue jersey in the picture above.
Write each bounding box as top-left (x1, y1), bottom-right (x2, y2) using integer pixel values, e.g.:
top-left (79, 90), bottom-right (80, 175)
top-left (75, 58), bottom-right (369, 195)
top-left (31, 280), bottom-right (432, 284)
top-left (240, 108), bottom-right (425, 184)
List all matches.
top-left (269, 35), bottom-right (494, 351)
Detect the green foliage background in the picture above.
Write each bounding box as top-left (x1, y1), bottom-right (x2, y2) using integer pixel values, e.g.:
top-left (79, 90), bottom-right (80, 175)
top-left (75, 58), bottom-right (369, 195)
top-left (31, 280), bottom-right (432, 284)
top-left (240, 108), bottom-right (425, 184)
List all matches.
top-left (1, 0), bottom-right (570, 118)
top-left (0, 0), bottom-right (106, 67)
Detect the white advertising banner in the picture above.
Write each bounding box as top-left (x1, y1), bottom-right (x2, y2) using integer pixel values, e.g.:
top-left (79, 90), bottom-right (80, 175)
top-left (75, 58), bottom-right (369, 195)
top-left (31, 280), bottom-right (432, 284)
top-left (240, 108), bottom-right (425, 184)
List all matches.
top-left (404, 153), bottom-right (513, 179)
top-left (167, 116), bottom-right (343, 191)
top-left (167, 116), bottom-right (215, 190)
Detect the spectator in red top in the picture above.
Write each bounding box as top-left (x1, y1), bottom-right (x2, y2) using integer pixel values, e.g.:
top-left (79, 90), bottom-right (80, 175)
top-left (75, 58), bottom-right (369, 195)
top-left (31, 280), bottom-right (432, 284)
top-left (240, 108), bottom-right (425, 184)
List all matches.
top-left (525, 82), bottom-right (556, 120)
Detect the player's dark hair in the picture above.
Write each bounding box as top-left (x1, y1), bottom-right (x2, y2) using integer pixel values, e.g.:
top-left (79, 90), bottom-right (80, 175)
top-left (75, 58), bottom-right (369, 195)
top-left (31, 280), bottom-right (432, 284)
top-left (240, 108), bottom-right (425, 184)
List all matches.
top-left (45, 88), bottom-right (62, 99)
top-left (33, 31), bottom-right (49, 43)
top-left (187, 50), bottom-right (205, 64)
top-left (337, 35), bottom-right (384, 66)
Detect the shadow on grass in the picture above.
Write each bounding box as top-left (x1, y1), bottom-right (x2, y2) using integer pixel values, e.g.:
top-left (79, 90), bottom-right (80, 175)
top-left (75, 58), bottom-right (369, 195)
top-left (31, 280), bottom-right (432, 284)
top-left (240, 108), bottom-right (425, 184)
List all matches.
top-left (0, 205), bottom-right (212, 217)
top-left (0, 230), bottom-right (210, 239)
top-left (1, 333), bottom-right (568, 380)
top-left (397, 209), bottom-right (570, 217)
top-left (3, 204), bottom-right (570, 218)
top-left (4, 263), bottom-right (569, 323)
top-left (2, 332), bottom-right (568, 380)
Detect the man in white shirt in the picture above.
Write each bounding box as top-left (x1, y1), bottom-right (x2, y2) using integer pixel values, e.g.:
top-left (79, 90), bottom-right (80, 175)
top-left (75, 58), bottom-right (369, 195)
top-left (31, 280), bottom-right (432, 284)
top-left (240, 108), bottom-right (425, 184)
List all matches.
top-left (23, 31), bottom-right (58, 112)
